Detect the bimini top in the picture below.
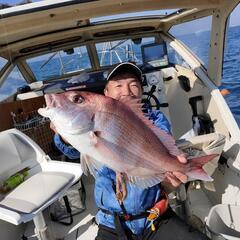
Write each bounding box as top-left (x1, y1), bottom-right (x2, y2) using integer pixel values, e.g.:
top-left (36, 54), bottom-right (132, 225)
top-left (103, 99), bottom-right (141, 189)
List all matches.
top-left (0, 0), bottom-right (227, 58)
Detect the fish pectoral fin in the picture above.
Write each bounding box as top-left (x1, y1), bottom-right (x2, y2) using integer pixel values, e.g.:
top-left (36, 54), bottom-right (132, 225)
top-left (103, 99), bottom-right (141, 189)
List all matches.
top-left (81, 154), bottom-right (103, 178)
top-left (129, 175), bottom-right (164, 189)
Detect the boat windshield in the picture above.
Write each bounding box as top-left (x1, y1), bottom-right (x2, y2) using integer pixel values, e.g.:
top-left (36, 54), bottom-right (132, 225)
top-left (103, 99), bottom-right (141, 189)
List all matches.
top-left (90, 9), bottom-right (178, 23)
top-left (169, 16), bottom-right (212, 67)
top-left (0, 57), bottom-right (7, 71)
top-left (26, 46), bottom-right (92, 81)
top-left (25, 37), bottom-right (158, 82)
top-left (96, 37), bottom-right (155, 67)
top-left (0, 0), bottom-right (40, 9)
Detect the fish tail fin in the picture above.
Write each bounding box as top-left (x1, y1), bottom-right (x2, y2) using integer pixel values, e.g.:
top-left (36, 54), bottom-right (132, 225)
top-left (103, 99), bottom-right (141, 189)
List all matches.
top-left (187, 154), bottom-right (218, 181)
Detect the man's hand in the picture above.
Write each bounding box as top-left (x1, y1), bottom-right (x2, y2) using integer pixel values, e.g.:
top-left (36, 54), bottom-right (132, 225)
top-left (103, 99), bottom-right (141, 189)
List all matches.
top-left (165, 172), bottom-right (187, 187)
top-left (165, 155), bottom-right (188, 187)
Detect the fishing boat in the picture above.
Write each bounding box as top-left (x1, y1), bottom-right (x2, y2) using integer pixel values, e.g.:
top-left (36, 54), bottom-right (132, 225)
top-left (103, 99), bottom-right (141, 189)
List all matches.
top-left (0, 0), bottom-right (240, 239)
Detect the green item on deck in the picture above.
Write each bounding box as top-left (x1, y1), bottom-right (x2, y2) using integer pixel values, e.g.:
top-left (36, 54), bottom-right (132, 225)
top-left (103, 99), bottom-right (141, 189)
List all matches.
top-left (1, 168), bottom-right (29, 192)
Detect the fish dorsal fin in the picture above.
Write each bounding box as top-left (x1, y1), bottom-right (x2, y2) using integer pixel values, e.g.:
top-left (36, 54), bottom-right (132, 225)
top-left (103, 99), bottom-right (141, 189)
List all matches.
top-left (151, 126), bottom-right (186, 160)
top-left (119, 96), bottom-right (185, 159)
top-left (119, 96), bottom-right (143, 112)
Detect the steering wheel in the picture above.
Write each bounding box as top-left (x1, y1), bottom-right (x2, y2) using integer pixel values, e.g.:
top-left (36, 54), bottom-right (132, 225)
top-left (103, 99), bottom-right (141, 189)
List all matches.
top-left (142, 91), bottom-right (161, 111)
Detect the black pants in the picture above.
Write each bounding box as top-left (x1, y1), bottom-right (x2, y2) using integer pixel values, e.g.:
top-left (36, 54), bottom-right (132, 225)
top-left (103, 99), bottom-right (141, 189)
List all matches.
top-left (95, 209), bottom-right (210, 240)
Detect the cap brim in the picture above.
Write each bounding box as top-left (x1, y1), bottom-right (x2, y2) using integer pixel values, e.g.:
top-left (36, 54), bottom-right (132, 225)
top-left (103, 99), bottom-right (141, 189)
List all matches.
top-left (107, 62), bottom-right (142, 81)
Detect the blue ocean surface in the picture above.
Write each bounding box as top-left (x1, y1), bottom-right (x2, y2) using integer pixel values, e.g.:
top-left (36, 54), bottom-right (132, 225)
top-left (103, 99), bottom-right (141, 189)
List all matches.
top-left (0, 26), bottom-right (240, 126)
top-left (222, 26), bottom-right (240, 125)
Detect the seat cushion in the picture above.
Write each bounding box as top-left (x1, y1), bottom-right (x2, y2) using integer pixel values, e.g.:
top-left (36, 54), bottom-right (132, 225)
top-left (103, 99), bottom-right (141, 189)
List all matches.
top-left (0, 171), bottom-right (74, 213)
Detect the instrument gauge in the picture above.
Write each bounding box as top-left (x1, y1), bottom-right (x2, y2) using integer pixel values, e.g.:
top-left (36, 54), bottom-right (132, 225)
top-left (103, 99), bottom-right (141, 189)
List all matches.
top-left (147, 75), bottom-right (159, 86)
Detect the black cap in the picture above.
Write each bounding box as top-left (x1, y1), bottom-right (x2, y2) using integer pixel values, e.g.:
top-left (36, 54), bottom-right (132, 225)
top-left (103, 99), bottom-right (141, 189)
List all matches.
top-left (106, 62), bottom-right (142, 82)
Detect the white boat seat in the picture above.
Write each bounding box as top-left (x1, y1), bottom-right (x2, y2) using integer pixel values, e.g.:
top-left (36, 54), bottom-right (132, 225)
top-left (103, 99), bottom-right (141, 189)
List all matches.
top-left (0, 171), bottom-right (74, 214)
top-left (0, 129), bottom-right (82, 239)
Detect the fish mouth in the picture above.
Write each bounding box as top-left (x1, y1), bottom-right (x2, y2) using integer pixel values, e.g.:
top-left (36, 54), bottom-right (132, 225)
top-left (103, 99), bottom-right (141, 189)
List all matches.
top-left (38, 93), bottom-right (94, 135)
top-left (38, 106), bottom-right (57, 119)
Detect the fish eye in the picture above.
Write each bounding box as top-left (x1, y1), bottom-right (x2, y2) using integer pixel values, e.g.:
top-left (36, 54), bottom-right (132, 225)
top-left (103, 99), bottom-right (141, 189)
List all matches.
top-left (72, 95), bottom-right (84, 104)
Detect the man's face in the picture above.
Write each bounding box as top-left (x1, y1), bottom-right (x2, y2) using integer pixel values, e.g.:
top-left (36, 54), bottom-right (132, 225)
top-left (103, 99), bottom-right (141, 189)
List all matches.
top-left (104, 73), bottom-right (142, 100)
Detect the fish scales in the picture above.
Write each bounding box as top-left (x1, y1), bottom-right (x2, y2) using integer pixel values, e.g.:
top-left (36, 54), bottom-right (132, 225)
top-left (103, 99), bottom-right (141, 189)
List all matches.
top-left (94, 115), bottom-right (171, 175)
top-left (94, 102), bottom-right (173, 171)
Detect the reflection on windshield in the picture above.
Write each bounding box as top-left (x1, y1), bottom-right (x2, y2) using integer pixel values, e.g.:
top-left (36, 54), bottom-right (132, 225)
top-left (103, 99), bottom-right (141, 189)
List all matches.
top-left (169, 16), bottom-right (212, 66)
top-left (0, 1), bottom-right (40, 10)
top-left (26, 46), bottom-right (92, 81)
top-left (0, 57), bottom-right (7, 71)
top-left (0, 66), bottom-right (26, 102)
top-left (24, 38), bottom-right (155, 82)
top-left (96, 38), bottom-right (154, 67)
top-left (90, 9), bottom-right (179, 23)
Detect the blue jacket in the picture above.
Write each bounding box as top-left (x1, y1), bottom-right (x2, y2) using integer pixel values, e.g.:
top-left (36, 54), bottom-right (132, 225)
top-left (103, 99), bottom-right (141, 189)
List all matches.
top-left (54, 109), bottom-right (171, 235)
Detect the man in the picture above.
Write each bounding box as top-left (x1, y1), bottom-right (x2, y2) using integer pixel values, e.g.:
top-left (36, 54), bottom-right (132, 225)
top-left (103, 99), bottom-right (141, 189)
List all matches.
top-left (53, 62), bottom-right (209, 240)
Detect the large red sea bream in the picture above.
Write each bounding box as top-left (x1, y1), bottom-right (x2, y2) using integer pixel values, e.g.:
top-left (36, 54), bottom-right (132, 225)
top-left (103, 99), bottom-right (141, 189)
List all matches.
top-left (38, 91), bottom-right (217, 190)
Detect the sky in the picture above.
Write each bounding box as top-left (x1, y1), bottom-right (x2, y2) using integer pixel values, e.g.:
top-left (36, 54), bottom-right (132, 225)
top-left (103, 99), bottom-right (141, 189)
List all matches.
top-left (230, 3), bottom-right (240, 26)
top-left (0, 0), bottom-right (40, 4)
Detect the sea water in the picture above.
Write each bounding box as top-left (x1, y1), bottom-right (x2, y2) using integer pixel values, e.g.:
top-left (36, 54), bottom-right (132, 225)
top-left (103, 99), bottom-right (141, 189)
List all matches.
top-left (222, 26), bottom-right (240, 125)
